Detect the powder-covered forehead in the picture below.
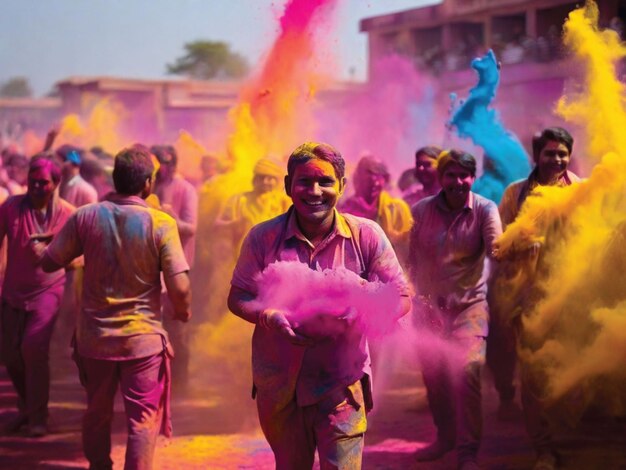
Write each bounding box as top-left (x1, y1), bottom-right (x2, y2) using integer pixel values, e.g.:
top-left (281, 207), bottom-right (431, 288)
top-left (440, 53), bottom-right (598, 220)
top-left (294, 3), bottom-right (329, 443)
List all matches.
top-left (291, 158), bottom-right (337, 179)
top-left (29, 156), bottom-right (61, 184)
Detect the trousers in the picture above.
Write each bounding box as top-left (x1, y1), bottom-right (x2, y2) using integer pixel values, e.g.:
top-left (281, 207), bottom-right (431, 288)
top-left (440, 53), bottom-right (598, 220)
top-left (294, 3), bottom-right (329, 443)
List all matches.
top-left (1, 293), bottom-right (61, 426)
top-left (75, 351), bottom-right (169, 470)
top-left (256, 379), bottom-right (367, 470)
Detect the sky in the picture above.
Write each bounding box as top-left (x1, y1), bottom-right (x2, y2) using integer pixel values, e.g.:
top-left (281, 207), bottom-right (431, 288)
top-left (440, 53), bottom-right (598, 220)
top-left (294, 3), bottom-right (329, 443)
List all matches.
top-left (0, 0), bottom-right (437, 97)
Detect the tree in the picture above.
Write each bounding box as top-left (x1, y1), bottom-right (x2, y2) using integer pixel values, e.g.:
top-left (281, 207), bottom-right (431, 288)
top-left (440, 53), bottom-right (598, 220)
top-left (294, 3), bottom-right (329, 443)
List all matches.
top-left (167, 40), bottom-right (249, 80)
top-left (0, 77), bottom-right (33, 98)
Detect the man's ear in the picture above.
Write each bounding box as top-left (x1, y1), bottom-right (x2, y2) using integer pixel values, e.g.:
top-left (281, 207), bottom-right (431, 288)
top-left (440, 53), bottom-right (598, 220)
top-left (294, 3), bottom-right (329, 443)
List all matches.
top-left (143, 176), bottom-right (153, 196)
top-left (284, 175), bottom-right (291, 197)
top-left (338, 177), bottom-right (346, 196)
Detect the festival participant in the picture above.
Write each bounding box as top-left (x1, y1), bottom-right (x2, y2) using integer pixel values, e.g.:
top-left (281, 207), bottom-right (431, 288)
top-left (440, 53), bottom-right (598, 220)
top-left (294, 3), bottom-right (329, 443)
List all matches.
top-left (487, 127), bottom-right (580, 470)
top-left (151, 144), bottom-right (198, 387)
top-left (408, 149), bottom-right (502, 470)
top-left (199, 154), bottom-right (219, 186)
top-left (0, 154), bottom-right (74, 437)
top-left (58, 148), bottom-right (98, 207)
top-left (41, 145), bottom-right (191, 470)
top-left (404, 146), bottom-right (442, 207)
top-left (340, 155), bottom-right (412, 258)
top-left (3, 152), bottom-right (29, 195)
top-left (217, 157), bottom-right (291, 250)
top-left (228, 142), bottom-right (411, 469)
top-left (80, 158), bottom-right (114, 201)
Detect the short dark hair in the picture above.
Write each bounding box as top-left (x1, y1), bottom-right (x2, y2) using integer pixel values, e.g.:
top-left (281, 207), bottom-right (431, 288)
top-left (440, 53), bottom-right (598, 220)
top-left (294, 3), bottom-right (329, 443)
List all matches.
top-left (150, 144), bottom-right (177, 168)
top-left (113, 146), bottom-right (155, 195)
top-left (29, 153), bottom-right (62, 184)
top-left (415, 145), bottom-right (442, 161)
top-left (56, 144), bottom-right (84, 163)
top-left (436, 149), bottom-right (477, 178)
top-left (287, 142), bottom-right (345, 180)
top-left (532, 127), bottom-right (573, 162)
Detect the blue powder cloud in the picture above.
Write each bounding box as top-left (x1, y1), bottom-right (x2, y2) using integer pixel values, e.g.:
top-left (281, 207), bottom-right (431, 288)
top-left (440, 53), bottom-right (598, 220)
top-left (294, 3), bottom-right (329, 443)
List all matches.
top-left (449, 50), bottom-right (531, 203)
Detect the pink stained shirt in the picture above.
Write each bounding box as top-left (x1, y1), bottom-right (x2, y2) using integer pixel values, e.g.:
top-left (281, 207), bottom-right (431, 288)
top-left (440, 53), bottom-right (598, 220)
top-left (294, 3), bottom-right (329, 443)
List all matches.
top-left (231, 206), bottom-right (411, 408)
top-left (46, 194), bottom-right (190, 360)
top-left (408, 191), bottom-right (502, 335)
top-left (0, 193), bottom-right (75, 310)
top-left (60, 174), bottom-right (98, 208)
top-left (155, 174), bottom-right (198, 267)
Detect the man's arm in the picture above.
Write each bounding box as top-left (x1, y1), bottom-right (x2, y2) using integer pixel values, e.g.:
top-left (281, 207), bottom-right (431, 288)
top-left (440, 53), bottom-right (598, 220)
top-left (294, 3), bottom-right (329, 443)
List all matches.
top-left (163, 271), bottom-right (192, 322)
top-left (227, 285), bottom-right (260, 324)
top-left (41, 252), bottom-right (64, 272)
top-left (228, 285), bottom-right (313, 346)
top-left (162, 185), bottom-right (198, 237)
top-left (483, 201), bottom-right (504, 259)
top-left (41, 213), bottom-right (82, 272)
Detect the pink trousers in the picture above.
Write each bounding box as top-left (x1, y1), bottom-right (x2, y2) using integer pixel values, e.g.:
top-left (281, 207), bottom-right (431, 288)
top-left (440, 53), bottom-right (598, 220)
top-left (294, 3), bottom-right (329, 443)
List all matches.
top-left (1, 292), bottom-right (61, 427)
top-left (74, 350), bottom-right (170, 470)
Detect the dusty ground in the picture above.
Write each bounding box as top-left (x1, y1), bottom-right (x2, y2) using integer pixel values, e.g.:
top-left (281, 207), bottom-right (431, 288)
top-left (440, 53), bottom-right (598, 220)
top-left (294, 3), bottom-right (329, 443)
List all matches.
top-left (1, 339), bottom-right (625, 469)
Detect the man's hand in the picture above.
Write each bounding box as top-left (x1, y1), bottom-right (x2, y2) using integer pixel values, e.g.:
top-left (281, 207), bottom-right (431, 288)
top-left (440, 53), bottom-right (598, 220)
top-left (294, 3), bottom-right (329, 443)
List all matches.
top-left (43, 126), bottom-right (59, 151)
top-left (259, 309), bottom-right (314, 346)
top-left (30, 233), bottom-right (53, 260)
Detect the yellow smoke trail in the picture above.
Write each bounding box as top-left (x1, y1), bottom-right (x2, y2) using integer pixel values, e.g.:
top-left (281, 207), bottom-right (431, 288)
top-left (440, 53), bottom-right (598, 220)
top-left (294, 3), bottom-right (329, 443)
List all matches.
top-left (497, 1), bottom-right (626, 409)
top-left (173, 130), bottom-right (210, 181)
top-left (189, 1), bottom-right (338, 418)
top-left (57, 96), bottom-right (129, 152)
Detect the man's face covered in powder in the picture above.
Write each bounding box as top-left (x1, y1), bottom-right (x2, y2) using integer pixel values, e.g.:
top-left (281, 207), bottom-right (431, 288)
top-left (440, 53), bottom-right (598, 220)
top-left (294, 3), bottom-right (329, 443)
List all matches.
top-left (287, 159), bottom-right (344, 225)
top-left (28, 167), bottom-right (57, 202)
top-left (537, 140), bottom-right (571, 182)
top-left (358, 169), bottom-right (386, 202)
top-left (440, 161), bottom-right (475, 207)
top-left (253, 173), bottom-right (279, 194)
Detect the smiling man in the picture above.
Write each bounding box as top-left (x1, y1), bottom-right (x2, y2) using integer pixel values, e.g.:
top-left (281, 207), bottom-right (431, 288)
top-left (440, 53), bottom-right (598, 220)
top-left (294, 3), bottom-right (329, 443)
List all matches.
top-left (340, 155), bottom-right (412, 255)
top-left (227, 142), bottom-right (411, 470)
top-left (487, 127), bottom-right (579, 470)
top-left (0, 154), bottom-right (74, 437)
top-left (408, 149), bottom-right (502, 470)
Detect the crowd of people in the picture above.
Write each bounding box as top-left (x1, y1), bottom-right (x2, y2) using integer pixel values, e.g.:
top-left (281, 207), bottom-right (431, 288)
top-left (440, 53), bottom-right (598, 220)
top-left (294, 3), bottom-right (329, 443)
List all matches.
top-left (0, 125), bottom-right (598, 470)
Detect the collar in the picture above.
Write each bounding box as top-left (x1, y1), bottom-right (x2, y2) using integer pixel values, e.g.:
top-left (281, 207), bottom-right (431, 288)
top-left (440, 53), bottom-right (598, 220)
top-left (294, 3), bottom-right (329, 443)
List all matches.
top-left (25, 190), bottom-right (59, 211)
top-left (528, 167), bottom-right (575, 189)
top-left (434, 190), bottom-right (474, 212)
top-left (285, 206), bottom-right (352, 243)
top-left (104, 193), bottom-right (148, 208)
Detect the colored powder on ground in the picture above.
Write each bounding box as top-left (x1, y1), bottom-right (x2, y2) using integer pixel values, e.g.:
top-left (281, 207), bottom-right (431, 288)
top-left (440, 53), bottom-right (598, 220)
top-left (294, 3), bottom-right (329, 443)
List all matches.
top-left (449, 50), bottom-right (531, 203)
top-left (497, 1), bottom-right (626, 414)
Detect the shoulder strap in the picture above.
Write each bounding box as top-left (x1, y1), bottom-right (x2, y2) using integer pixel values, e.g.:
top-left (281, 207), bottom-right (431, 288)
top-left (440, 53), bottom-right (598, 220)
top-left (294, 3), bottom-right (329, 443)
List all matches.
top-left (341, 213), bottom-right (367, 276)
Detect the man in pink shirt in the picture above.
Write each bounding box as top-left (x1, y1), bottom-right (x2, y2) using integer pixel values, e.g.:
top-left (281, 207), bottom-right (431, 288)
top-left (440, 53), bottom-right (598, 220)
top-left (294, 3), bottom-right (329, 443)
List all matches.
top-left (0, 154), bottom-right (75, 437)
top-left (151, 145), bottom-right (198, 387)
top-left (340, 155), bottom-right (413, 261)
top-left (58, 147), bottom-right (98, 208)
top-left (228, 142), bottom-right (411, 470)
top-left (42, 146), bottom-right (192, 470)
top-left (408, 150), bottom-right (502, 470)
